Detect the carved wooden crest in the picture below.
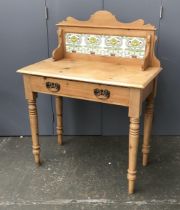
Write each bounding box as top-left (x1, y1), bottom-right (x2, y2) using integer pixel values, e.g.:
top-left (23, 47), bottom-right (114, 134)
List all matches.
top-left (58, 10), bottom-right (156, 30)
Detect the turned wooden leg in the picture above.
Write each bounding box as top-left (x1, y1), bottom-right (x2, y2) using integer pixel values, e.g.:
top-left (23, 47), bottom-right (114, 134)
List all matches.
top-left (127, 117), bottom-right (140, 194)
top-left (142, 95), bottom-right (154, 166)
top-left (55, 96), bottom-right (63, 145)
top-left (27, 95), bottom-right (41, 165)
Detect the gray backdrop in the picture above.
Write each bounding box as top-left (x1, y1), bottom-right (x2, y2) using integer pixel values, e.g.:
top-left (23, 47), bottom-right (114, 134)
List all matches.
top-left (0, 0), bottom-right (53, 135)
top-left (0, 0), bottom-right (179, 136)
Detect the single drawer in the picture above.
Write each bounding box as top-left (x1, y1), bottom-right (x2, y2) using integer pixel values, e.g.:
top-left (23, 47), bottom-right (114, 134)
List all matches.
top-left (29, 75), bottom-right (130, 106)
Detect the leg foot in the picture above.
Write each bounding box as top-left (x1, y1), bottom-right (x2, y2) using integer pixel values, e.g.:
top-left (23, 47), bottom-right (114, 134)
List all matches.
top-left (128, 179), bottom-right (135, 195)
top-left (33, 145), bottom-right (41, 165)
top-left (142, 153), bottom-right (149, 167)
top-left (127, 117), bottom-right (140, 194)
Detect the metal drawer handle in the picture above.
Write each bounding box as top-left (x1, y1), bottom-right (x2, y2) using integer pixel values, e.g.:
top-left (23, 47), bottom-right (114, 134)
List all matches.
top-left (94, 88), bottom-right (110, 99)
top-left (46, 82), bottom-right (60, 92)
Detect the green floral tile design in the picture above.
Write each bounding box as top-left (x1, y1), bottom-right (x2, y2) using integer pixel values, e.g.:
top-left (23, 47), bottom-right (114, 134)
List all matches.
top-left (65, 33), bottom-right (146, 59)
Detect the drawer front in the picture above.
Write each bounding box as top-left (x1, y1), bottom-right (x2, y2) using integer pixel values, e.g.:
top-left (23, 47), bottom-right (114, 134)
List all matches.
top-left (29, 75), bottom-right (129, 106)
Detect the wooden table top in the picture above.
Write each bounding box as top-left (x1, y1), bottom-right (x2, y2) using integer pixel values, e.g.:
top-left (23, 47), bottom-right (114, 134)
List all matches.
top-left (17, 58), bottom-right (162, 89)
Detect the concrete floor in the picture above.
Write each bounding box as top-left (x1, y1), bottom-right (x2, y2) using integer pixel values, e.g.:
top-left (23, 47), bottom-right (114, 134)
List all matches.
top-left (0, 136), bottom-right (180, 210)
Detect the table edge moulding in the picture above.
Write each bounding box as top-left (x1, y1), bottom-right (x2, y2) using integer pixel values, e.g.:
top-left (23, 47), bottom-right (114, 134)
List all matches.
top-left (17, 10), bottom-right (162, 194)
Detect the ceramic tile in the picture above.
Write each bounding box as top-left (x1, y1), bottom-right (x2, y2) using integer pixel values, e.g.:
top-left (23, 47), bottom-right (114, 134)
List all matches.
top-left (65, 33), bottom-right (146, 59)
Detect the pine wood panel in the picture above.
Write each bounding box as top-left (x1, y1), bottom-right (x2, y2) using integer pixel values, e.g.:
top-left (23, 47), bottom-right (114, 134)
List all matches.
top-left (25, 75), bottom-right (130, 106)
top-left (18, 58), bottom-right (161, 89)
